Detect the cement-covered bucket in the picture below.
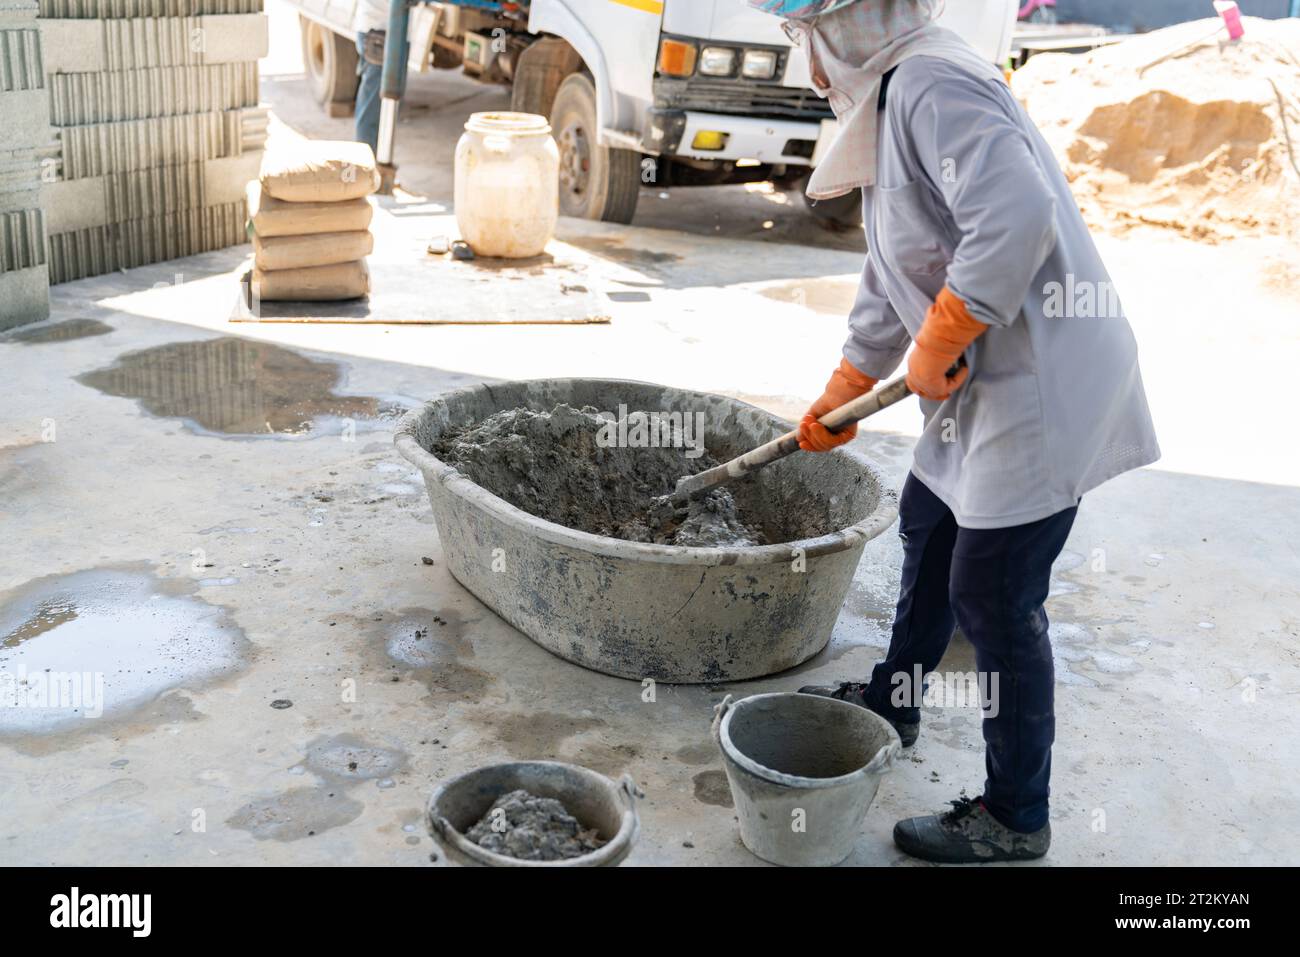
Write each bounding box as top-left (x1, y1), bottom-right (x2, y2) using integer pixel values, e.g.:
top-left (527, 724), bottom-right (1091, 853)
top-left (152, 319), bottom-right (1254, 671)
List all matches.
top-left (426, 760), bottom-right (640, 867)
top-left (395, 378), bottom-right (899, 683)
top-left (713, 692), bottom-right (900, 867)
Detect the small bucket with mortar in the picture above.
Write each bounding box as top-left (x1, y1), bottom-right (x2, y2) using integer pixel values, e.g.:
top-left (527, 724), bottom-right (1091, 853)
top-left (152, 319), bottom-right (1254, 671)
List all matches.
top-left (713, 692), bottom-right (900, 867)
top-left (426, 760), bottom-right (641, 867)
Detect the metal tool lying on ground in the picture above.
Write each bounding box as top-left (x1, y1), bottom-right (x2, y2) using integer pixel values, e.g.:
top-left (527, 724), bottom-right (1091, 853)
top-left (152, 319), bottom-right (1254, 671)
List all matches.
top-left (649, 359), bottom-right (965, 525)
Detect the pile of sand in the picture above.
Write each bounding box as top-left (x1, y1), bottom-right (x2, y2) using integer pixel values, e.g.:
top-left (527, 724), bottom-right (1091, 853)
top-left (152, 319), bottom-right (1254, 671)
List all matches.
top-left (1013, 17), bottom-right (1300, 242)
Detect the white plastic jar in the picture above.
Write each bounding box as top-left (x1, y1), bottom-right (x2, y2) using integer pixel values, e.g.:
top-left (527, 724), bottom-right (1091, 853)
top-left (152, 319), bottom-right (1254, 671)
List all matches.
top-left (454, 111), bottom-right (560, 259)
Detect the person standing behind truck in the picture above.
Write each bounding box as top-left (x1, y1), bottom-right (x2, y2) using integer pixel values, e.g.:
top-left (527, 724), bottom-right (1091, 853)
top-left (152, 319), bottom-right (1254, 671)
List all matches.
top-left (353, 0), bottom-right (390, 153)
top-left (750, 0), bottom-right (1160, 863)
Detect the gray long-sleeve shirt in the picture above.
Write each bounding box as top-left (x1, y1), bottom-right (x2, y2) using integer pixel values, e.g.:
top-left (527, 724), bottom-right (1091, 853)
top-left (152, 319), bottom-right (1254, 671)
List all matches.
top-left (845, 56), bottom-right (1159, 529)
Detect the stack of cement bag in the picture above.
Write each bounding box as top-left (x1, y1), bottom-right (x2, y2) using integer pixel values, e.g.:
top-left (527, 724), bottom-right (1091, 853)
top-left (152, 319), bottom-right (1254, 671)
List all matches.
top-left (35, 0), bottom-right (269, 284)
top-left (249, 140), bottom-right (380, 301)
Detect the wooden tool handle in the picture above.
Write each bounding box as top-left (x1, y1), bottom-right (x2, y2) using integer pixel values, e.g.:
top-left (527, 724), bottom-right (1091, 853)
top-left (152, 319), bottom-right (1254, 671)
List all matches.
top-left (816, 374), bottom-right (913, 432)
top-left (669, 357), bottom-right (965, 504)
top-left (670, 373), bottom-right (913, 502)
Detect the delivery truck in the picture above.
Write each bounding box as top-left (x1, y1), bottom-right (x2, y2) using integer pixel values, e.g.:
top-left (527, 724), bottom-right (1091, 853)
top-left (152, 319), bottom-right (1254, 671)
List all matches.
top-left (290, 0), bottom-right (1018, 224)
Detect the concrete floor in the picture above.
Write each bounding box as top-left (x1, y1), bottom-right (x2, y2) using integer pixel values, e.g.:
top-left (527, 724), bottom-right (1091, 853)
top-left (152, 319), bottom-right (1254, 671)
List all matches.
top-left (1, 8), bottom-right (1298, 866)
top-left (3, 195), bottom-right (1298, 865)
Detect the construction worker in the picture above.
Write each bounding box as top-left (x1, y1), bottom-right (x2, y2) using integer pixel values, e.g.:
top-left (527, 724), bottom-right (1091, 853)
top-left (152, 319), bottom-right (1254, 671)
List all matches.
top-left (353, 0), bottom-right (390, 153)
top-left (749, 0), bottom-right (1160, 862)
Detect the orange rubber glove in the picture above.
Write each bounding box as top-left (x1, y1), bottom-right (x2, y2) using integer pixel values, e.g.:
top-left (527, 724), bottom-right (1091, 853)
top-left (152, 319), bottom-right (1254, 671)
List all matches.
top-left (798, 357), bottom-right (879, 453)
top-left (906, 287), bottom-right (987, 401)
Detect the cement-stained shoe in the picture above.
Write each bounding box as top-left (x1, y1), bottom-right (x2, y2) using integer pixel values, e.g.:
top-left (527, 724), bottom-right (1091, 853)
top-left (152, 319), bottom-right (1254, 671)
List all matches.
top-left (893, 796), bottom-right (1050, 863)
top-left (795, 681), bottom-right (920, 747)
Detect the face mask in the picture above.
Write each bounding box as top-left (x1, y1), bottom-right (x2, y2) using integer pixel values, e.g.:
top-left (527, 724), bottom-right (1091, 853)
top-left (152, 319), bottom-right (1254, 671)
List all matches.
top-left (783, 19), bottom-right (855, 115)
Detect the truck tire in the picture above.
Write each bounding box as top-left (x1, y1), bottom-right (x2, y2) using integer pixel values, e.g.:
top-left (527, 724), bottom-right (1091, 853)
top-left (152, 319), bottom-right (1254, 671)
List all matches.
top-left (550, 73), bottom-right (641, 224)
top-left (510, 38), bottom-right (582, 117)
top-left (301, 15), bottom-right (359, 106)
top-left (804, 187), bottom-right (864, 229)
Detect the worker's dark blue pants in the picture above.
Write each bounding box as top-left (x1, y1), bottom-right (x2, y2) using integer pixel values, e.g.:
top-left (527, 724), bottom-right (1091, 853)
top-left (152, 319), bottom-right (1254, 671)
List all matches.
top-left (862, 473), bottom-right (1078, 833)
top-left (355, 33), bottom-right (383, 153)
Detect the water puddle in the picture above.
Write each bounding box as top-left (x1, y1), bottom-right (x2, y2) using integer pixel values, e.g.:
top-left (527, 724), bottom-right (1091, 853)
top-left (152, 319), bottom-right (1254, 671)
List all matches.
top-left (0, 566), bottom-right (248, 734)
top-left (379, 609), bottom-right (492, 697)
top-left (301, 733), bottom-right (408, 782)
top-left (692, 769), bottom-right (735, 808)
top-left (226, 734), bottom-right (407, 841)
top-left (225, 787), bottom-right (365, 842)
top-left (77, 336), bottom-right (402, 437)
top-left (1, 598), bottom-right (79, 646)
top-left (568, 236), bottom-right (681, 267)
top-left (5, 318), bottom-right (113, 343)
top-left (759, 278), bottom-right (858, 315)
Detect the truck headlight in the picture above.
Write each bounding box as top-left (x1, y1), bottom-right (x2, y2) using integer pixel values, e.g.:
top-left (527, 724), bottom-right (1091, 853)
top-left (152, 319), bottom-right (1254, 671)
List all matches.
top-left (741, 49), bottom-right (779, 80)
top-left (698, 47), bottom-right (737, 77)
top-left (658, 38), bottom-right (698, 77)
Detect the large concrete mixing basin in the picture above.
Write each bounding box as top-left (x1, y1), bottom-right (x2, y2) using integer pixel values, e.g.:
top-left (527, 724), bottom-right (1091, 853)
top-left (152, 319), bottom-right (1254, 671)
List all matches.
top-left (395, 379), bottom-right (898, 683)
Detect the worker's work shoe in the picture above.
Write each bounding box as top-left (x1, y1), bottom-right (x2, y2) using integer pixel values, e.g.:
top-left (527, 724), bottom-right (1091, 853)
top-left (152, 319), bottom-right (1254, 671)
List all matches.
top-left (893, 796), bottom-right (1050, 864)
top-left (795, 681), bottom-right (920, 747)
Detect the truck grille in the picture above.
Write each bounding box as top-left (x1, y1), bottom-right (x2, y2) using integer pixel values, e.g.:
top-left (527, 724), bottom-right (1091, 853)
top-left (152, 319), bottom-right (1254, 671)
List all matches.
top-left (653, 76), bottom-right (833, 122)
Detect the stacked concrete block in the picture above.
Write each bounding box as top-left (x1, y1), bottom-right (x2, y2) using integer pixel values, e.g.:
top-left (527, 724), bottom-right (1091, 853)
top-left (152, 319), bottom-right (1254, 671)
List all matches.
top-left (37, 1), bottom-right (268, 284)
top-left (0, 0), bottom-right (56, 329)
top-left (57, 105), bottom-right (266, 179)
top-left (39, 0), bottom-right (261, 15)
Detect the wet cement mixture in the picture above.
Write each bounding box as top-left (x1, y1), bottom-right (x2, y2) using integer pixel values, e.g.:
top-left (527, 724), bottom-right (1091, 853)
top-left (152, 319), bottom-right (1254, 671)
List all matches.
top-left (434, 404), bottom-right (766, 547)
top-left (466, 789), bottom-right (605, 861)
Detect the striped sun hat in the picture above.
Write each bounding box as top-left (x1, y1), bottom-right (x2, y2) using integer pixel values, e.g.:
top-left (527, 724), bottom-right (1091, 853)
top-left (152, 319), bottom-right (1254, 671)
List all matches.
top-left (746, 0), bottom-right (866, 20)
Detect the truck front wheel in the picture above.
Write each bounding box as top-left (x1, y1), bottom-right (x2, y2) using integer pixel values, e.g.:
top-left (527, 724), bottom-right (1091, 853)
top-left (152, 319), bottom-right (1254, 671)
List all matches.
top-left (549, 73), bottom-right (640, 224)
top-left (301, 15), bottom-right (359, 106)
top-left (511, 37), bottom-right (582, 117)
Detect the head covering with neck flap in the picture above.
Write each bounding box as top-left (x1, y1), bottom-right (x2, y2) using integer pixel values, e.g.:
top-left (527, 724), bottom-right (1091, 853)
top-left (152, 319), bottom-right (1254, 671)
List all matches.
top-left (749, 0), bottom-right (1005, 198)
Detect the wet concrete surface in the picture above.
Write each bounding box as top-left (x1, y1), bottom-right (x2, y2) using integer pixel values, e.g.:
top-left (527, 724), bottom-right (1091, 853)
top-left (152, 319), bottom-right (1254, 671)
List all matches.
top-left (4, 318), bottom-right (113, 344)
top-left (380, 609), bottom-right (494, 699)
top-left (692, 770), bottom-right (735, 808)
top-left (2, 91), bottom-right (1298, 863)
top-left (301, 733), bottom-right (408, 783)
top-left (563, 236), bottom-right (684, 268)
top-left (0, 566), bottom-right (248, 734)
top-left (226, 787), bottom-right (367, 842)
top-left (77, 336), bottom-right (398, 437)
top-left (1, 284), bottom-right (1296, 865)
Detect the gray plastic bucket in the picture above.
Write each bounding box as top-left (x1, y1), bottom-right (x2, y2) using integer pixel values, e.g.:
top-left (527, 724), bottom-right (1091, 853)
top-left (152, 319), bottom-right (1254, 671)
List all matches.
top-left (394, 378), bottom-right (898, 683)
top-left (713, 693), bottom-right (900, 867)
top-left (426, 760), bottom-right (640, 867)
